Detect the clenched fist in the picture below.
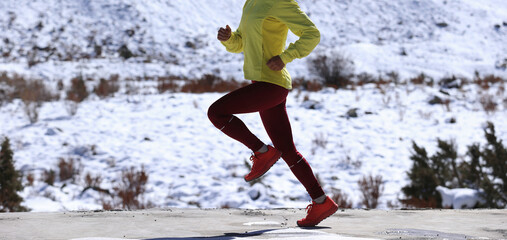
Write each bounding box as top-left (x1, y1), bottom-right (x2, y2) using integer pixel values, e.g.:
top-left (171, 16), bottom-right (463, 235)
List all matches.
top-left (217, 25), bottom-right (232, 41)
top-left (267, 56), bottom-right (285, 71)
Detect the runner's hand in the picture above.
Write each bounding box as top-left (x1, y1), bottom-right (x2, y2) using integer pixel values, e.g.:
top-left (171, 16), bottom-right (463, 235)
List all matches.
top-left (217, 25), bottom-right (232, 41)
top-left (267, 56), bottom-right (285, 71)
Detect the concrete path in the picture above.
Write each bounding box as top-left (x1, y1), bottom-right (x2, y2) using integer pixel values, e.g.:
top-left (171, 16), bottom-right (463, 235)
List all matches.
top-left (1, 208), bottom-right (506, 240)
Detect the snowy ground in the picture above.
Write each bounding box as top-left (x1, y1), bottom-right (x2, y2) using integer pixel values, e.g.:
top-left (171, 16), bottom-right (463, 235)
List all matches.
top-left (0, 0), bottom-right (506, 212)
top-left (1, 81), bottom-right (506, 211)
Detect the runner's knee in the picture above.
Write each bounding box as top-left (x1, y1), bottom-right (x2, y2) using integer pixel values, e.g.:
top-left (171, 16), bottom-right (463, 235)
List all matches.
top-left (208, 102), bottom-right (229, 128)
top-left (207, 103), bottom-right (219, 125)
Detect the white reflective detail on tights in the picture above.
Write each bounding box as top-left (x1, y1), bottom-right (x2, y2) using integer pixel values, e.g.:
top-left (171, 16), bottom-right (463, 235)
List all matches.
top-left (219, 116), bottom-right (235, 131)
top-left (289, 157), bottom-right (304, 168)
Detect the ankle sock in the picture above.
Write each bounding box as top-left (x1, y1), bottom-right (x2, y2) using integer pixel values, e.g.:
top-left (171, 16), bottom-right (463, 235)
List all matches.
top-left (256, 144), bottom-right (268, 153)
top-left (313, 195), bottom-right (327, 204)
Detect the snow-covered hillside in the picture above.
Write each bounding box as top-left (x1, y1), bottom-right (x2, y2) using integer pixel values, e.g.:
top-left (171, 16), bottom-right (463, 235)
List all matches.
top-left (0, 0), bottom-right (506, 212)
top-left (0, 0), bottom-right (506, 82)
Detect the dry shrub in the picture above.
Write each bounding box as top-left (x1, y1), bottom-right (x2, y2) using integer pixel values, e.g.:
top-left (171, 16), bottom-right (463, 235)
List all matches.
top-left (309, 53), bottom-right (354, 89)
top-left (0, 73), bottom-right (56, 123)
top-left (66, 76), bottom-right (89, 102)
top-left (80, 172), bottom-right (110, 197)
top-left (181, 74), bottom-right (247, 93)
top-left (355, 72), bottom-right (376, 86)
top-left (221, 203), bottom-right (232, 209)
top-left (111, 166), bottom-right (150, 210)
top-left (311, 132), bottom-right (328, 154)
top-left (57, 157), bottom-right (80, 182)
top-left (358, 174), bottom-right (384, 209)
top-left (305, 81), bottom-right (324, 92)
top-left (479, 93), bottom-right (497, 114)
top-left (292, 77), bottom-right (323, 92)
top-left (330, 189), bottom-right (353, 208)
top-left (442, 98), bottom-right (451, 112)
top-left (375, 77), bottom-right (393, 94)
top-left (21, 95), bottom-right (41, 124)
top-left (312, 132), bottom-right (328, 149)
top-left (84, 172), bottom-right (102, 188)
top-left (386, 71), bottom-right (400, 85)
top-left (42, 169), bottom-right (56, 186)
top-left (473, 73), bottom-right (504, 90)
top-left (94, 75), bottom-right (120, 98)
top-left (483, 75), bottom-right (504, 84)
top-left (409, 73), bottom-right (434, 87)
top-left (292, 77), bottom-right (305, 89)
top-left (26, 173), bottom-right (35, 186)
top-left (0, 72), bottom-right (27, 104)
top-left (66, 76), bottom-right (89, 115)
top-left (20, 80), bottom-right (57, 123)
top-left (498, 84), bottom-right (505, 97)
top-left (157, 76), bottom-right (180, 93)
top-left (101, 200), bottom-right (114, 211)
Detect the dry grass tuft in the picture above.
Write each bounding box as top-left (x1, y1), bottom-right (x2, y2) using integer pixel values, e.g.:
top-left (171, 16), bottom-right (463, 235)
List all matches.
top-left (358, 174), bottom-right (384, 209)
top-left (103, 166), bottom-right (152, 210)
top-left (94, 75), bottom-right (120, 98)
top-left (330, 188), bottom-right (354, 208)
top-left (57, 157), bottom-right (80, 182)
top-left (181, 74), bottom-right (247, 93)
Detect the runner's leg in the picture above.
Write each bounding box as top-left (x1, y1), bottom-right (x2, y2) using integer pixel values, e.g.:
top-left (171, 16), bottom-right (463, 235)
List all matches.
top-left (207, 82), bottom-right (288, 152)
top-left (259, 100), bottom-right (325, 200)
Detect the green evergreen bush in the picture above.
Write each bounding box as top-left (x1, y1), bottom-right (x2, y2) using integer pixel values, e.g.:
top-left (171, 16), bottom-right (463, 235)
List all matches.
top-left (401, 122), bottom-right (506, 208)
top-left (401, 142), bottom-right (440, 208)
top-left (469, 122), bottom-right (507, 208)
top-left (0, 138), bottom-right (28, 212)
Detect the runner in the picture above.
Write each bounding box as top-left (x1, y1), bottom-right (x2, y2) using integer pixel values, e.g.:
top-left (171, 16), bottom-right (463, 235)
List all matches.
top-left (208, 0), bottom-right (338, 227)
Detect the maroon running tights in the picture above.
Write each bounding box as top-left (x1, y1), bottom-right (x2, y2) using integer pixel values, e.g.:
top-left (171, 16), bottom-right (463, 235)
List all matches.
top-left (207, 82), bottom-right (325, 199)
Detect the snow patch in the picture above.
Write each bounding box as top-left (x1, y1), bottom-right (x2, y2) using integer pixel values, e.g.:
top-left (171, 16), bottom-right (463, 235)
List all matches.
top-left (242, 228), bottom-right (379, 240)
top-left (243, 221), bottom-right (281, 226)
top-left (436, 186), bottom-right (486, 209)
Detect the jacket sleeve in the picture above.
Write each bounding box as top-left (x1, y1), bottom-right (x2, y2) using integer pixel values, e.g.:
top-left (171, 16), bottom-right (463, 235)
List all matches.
top-left (272, 0), bottom-right (320, 64)
top-left (221, 28), bottom-right (244, 53)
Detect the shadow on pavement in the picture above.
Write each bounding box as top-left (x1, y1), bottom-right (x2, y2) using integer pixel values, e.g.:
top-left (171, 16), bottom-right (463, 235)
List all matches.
top-left (298, 226), bottom-right (332, 230)
top-left (145, 228), bottom-right (277, 240)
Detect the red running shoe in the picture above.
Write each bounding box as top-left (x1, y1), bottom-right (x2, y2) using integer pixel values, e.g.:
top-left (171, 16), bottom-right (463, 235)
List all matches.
top-left (297, 196), bottom-right (338, 227)
top-left (244, 145), bottom-right (281, 182)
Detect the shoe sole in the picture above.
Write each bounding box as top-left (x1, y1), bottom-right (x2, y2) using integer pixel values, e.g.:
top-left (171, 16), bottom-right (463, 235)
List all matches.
top-left (244, 151), bottom-right (281, 182)
top-left (297, 204), bottom-right (339, 227)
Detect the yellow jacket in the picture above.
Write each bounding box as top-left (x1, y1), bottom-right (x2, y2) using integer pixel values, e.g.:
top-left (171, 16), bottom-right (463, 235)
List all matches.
top-left (221, 0), bottom-right (320, 89)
